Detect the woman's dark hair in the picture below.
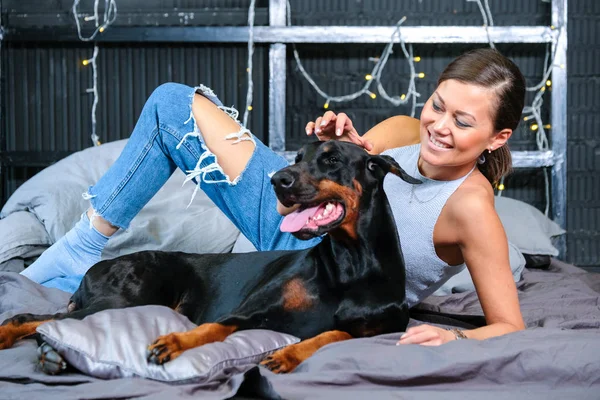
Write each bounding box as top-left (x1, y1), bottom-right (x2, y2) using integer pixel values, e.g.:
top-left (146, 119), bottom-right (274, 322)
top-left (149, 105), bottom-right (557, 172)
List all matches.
top-left (437, 48), bottom-right (526, 185)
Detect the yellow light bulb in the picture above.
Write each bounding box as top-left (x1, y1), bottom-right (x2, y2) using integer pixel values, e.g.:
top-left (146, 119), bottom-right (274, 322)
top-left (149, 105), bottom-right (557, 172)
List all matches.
top-left (498, 184), bottom-right (505, 191)
top-left (523, 116), bottom-right (530, 121)
top-left (99, 26), bottom-right (105, 33)
top-left (550, 25), bottom-right (555, 30)
top-left (365, 74), bottom-right (372, 81)
top-left (82, 59), bottom-right (89, 66)
top-left (246, 68), bottom-right (251, 72)
top-left (544, 124), bottom-right (552, 129)
top-left (323, 102), bottom-right (329, 110)
top-left (418, 72), bottom-right (425, 79)
top-left (546, 80), bottom-right (552, 87)
top-left (540, 86), bottom-right (546, 92)
top-left (247, 106), bottom-right (253, 111)
top-left (369, 92), bottom-right (377, 99)
top-left (531, 124), bottom-right (539, 131)
top-left (413, 56), bottom-right (421, 62)
top-left (400, 94), bottom-right (406, 100)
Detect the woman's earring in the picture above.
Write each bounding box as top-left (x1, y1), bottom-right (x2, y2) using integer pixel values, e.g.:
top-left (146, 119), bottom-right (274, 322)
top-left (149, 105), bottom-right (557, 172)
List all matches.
top-left (488, 147), bottom-right (492, 154)
top-left (478, 153), bottom-right (486, 164)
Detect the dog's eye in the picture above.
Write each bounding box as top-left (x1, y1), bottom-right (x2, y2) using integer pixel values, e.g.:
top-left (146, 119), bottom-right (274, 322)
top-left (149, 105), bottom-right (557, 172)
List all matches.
top-left (325, 156), bottom-right (339, 165)
top-left (295, 152), bottom-right (304, 164)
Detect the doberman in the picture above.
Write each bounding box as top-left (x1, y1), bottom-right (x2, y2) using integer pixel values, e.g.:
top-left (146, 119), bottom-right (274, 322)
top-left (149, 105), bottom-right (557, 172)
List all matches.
top-left (0, 140), bottom-right (421, 373)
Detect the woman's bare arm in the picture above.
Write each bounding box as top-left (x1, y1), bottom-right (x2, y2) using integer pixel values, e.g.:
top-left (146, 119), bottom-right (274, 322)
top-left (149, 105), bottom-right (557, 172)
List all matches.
top-left (450, 186), bottom-right (526, 339)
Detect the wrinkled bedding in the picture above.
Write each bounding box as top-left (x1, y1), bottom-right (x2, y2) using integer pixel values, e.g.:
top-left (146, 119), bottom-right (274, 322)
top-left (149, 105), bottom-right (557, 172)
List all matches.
top-left (0, 259), bottom-right (599, 399)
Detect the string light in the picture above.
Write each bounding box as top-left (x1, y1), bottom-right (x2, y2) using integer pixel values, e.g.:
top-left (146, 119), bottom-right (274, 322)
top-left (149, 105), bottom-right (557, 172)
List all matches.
top-left (285, 2), bottom-right (422, 116)
top-left (242, 0), bottom-right (257, 128)
top-left (73, 0), bottom-right (118, 146)
top-left (72, 0), bottom-right (117, 42)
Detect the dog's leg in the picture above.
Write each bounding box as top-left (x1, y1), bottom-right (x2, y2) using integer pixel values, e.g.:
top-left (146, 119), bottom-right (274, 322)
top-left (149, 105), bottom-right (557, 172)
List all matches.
top-left (0, 316), bottom-right (51, 350)
top-left (146, 323), bottom-right (238, 365)
top-left (261, 330), bottom-right (352, 373)
top-left (0, 305), bottom-right (113, 350)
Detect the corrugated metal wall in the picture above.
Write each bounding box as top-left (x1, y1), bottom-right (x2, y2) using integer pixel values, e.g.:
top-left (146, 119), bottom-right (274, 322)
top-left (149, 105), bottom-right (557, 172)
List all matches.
top-left (567, 0), bottom-right (600, 268)
top-left (1, 0), bottom-right (598, 267)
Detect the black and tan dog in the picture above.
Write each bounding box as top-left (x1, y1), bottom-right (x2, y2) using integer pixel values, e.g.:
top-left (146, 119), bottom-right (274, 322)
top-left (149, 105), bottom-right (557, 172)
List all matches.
top-left (0, 140), bottom-right (420, 373)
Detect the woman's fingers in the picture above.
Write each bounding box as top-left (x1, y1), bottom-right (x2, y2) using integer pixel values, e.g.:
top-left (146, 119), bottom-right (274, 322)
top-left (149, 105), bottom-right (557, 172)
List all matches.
top-left (397, 330), bottom-right (439, 345)
top-left (396, 324), bottom-right (453, 346)
top-left (305, 121), bottom-right (316, 135)
top-left (305, 111), bottom-right (372, 151)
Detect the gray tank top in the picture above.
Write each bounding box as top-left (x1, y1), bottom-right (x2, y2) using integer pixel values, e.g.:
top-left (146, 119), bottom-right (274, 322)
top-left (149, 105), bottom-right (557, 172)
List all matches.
top-left (382, 144), bottom-right (475, 307)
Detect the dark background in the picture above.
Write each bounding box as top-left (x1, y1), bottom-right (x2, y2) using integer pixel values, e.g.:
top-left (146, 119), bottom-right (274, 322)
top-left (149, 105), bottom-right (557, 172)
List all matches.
top-left (0, 0), bottom-right (598, 269)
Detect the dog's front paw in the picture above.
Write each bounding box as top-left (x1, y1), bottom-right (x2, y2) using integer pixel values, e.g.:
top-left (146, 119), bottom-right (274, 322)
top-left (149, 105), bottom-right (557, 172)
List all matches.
top-left (146, 333), bottom-right (184, 365)
top-left (37, 342), bottom-right (67, 375)
top-left (260, 348), bottom-right (301, 374)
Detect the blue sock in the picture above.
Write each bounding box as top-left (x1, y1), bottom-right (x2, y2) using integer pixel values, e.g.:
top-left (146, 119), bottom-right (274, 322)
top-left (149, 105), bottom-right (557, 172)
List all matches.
top-left (21, 212), bottom-right (110, 285)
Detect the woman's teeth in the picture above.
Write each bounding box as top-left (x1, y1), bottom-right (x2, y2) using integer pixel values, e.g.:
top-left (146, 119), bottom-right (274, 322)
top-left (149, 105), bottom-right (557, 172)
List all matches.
top-left (430, 136), bottom-right (451, 149)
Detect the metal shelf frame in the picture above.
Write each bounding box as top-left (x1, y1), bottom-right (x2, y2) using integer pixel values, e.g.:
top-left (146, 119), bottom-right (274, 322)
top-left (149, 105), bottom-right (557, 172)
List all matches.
top-left (0, 0), bottom-right (568, 256)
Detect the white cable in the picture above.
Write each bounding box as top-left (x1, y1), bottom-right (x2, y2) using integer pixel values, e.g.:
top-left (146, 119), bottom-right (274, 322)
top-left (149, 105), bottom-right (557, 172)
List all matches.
top-left (72, 0), bottom-right (118, 146)
top-left (72, 0), bottom-right (117, 42)
top-left (242, 0), bottom-right (256, 128)
top-left (285, 0), bottom-right (421, 114)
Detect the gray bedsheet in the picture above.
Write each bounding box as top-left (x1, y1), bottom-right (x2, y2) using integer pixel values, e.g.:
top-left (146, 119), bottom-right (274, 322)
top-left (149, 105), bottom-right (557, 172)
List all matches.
top-left (1, 259), bottom-right (599, 399)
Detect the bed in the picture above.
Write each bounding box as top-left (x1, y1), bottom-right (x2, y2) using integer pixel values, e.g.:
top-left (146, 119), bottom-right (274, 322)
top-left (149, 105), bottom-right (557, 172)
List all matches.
top-left (1, 141), bottom-right (598, 399)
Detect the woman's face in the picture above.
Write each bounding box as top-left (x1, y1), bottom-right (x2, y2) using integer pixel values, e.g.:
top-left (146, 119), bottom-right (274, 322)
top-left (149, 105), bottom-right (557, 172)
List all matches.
top-left (419, 79), bottom-right (509, 180)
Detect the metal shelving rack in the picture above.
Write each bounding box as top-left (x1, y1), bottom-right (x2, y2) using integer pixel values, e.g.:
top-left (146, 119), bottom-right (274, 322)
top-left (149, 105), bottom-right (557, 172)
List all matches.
top-left (0, 0), bottom-right (568, 257)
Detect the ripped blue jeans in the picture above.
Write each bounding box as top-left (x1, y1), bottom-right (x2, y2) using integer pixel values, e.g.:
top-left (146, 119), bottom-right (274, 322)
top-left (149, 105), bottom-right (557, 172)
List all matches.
top-left (87, 82), bottom-right (321, 252)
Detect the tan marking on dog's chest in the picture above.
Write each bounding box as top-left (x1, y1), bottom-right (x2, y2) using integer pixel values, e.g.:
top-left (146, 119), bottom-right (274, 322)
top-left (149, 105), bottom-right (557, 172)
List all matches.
top-left (282, 278), bottom-right (315, 312)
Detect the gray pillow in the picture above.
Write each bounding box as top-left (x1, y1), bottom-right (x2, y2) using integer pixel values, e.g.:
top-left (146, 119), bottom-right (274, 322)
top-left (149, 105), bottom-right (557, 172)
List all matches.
top-left (1, 140), bottom-right (241, 258)
top-left (495, 196), bottom-right (565, 256)
top-left (0, 211), bottom-right (51, 265)
top-left (36, 305), bottom-right (299, 383)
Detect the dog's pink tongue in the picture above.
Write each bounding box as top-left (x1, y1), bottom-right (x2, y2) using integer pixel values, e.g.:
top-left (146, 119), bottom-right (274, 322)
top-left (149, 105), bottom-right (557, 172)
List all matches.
top-left (280, 206), bottom-right (320, 232)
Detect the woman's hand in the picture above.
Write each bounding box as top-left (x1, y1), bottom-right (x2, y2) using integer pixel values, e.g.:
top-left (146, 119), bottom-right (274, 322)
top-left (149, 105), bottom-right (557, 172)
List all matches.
top-left (305, 111), bottom-right (373, 152)
top-left (396, 324), bottom-right (457, 346)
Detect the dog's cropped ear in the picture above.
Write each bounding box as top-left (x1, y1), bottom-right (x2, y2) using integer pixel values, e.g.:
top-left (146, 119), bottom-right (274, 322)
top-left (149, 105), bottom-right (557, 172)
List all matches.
top-left (367, 155), bottom-right (422, 184)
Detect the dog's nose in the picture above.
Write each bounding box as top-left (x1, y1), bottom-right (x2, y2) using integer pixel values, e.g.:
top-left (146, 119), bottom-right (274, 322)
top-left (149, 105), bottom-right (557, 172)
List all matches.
top-left (271, 171), bottom-right (295, 189)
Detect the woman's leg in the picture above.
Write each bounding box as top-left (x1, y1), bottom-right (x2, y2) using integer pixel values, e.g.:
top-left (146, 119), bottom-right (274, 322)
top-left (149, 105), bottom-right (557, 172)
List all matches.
top-left (21, 83), bottom-right (320, 289)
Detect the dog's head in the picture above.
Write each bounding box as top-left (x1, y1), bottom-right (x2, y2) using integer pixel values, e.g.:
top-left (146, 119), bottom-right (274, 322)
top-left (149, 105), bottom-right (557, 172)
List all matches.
top-left (271, 141), bottom-right (421, 240)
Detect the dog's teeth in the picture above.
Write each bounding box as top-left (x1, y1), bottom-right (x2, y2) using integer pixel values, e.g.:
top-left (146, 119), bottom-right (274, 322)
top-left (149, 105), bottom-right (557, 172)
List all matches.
top-left (316, 214), bottom-right (323, 220)
top-left (325, 203), bottom-right (334, 211)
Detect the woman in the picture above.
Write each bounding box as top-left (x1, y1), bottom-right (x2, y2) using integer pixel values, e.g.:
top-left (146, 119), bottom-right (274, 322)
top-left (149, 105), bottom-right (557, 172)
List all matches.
top-left (20, 48), bottom-right (525, 345)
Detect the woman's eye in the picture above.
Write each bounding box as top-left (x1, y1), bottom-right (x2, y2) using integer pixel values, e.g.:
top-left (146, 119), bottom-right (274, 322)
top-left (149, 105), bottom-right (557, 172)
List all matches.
top-left (455, 119), bottom-right (471, 128)
top-left (432, 101), bottom-right (442, 111)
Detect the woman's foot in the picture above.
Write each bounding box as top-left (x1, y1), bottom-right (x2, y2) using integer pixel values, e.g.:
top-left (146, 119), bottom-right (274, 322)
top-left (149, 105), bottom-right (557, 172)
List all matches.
top-left (20, 212), bottom-right (111, 285)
